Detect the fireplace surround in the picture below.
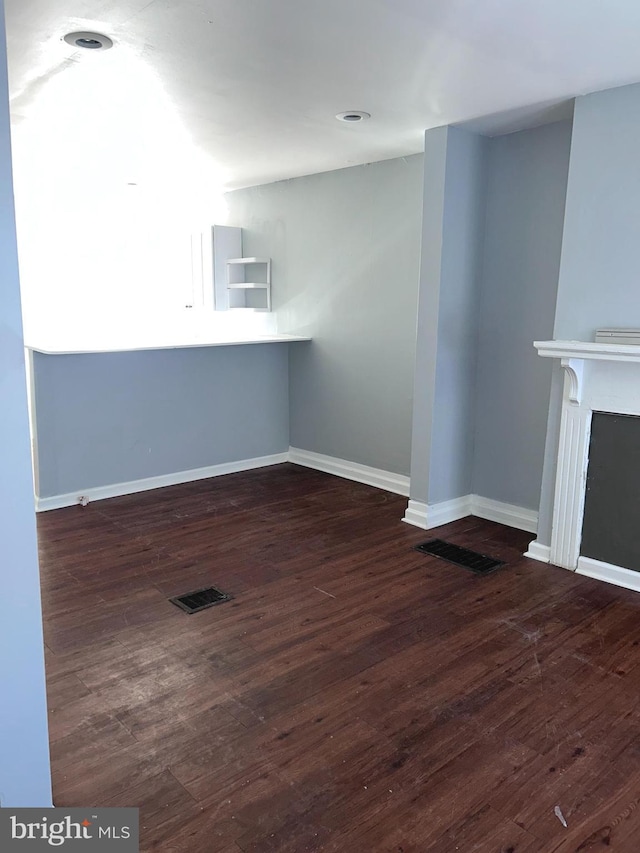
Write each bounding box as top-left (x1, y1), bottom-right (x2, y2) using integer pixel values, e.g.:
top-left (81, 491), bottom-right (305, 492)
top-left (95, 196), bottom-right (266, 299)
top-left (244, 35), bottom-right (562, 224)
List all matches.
top-left (527, 340), bottom-right (640, 593)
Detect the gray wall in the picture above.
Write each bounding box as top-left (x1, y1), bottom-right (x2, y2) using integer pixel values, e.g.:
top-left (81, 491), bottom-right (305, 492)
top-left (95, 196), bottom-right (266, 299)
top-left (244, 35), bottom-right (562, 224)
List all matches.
top-left (0, 1), bottom-right (52, 806)
top-left (410, 121), bottom-right (572, 514)
top-left (472, 121), bottom-right (572, 509)
top-left (536, 82), bottom-right (640, 545)
top-left (428, 127), bottom-right (488, 504)
top-left (409, 126), bottom-right (488, 505)
top-left (33, 344), bottom-right (290, 498)
top-left (554, 83), bottom-right (640, 340)
top-left (226, 155), bottom-right (423, 476)
top-left (408, 128), bottom-right (448, 502)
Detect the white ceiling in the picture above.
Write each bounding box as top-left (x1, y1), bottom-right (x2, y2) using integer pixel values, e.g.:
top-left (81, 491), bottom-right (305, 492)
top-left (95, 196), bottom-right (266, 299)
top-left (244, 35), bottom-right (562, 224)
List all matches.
top-left (5, 0), bottom-right (640, 190)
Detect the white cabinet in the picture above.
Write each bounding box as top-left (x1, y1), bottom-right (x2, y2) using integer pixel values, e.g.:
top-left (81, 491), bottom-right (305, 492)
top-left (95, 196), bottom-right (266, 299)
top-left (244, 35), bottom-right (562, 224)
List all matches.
top-left (190, 226), bottom-right (272, 312)
top-left (226, 258), bottom-right (271, 312)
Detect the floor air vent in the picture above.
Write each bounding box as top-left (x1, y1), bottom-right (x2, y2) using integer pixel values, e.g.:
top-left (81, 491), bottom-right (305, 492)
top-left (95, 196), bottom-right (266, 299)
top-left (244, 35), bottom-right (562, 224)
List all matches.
top-left (414, 539), bottom-right (504, 575)
top-left (170, 586), bottom-right (232, 614)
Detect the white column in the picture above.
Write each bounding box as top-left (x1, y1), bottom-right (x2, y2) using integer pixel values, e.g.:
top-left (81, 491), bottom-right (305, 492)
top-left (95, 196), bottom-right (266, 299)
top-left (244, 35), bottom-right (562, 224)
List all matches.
top-left (549, 360), bottom-right (591, 569)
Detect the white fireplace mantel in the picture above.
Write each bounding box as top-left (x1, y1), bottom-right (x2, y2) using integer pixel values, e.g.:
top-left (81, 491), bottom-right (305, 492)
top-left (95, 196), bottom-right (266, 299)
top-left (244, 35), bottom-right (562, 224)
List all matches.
top-left (531, 340), bottom-right (640, 593)
top-left (535, 340), bottom-right (640, 362)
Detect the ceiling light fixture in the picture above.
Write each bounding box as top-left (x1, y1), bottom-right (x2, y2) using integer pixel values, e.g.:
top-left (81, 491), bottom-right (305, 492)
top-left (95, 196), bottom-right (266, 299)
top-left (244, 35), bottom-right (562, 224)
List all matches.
top-left (335, 111), bottom-right (371, 123)
top-left (63, 31), bottom-right (114, 51)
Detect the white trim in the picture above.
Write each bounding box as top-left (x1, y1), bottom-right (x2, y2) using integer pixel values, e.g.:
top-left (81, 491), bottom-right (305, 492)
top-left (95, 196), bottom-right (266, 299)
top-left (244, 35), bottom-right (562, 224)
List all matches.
top-left (402, 497), bottom-right (471, 530)
top-left (26, 334), bottom-right (310, 356)
top-left (549, 377), bottom-right (592, 569)
top-left (577, 555), bottom-right (640, 594)
top-left (524, 540), bottom-right (552, 563)
top-left (535, 339), bottom-right (640, 363)
top-left (402, 494), bottom-right (537, 533)
top-left (288, 447), bottom-right (410, 496)
top-left (35, 453), bottom-right (289, 511)
top-left (423, 496), bottom-right (473, 529)
top-left (534, 344), bottom-right (640, 574)
top-left (34, 443), bottom-right (540, 548)
top-left (470, 495), bottom-right (538, 534)
top-left (402, 499), bottom-right (429, 528)
top-left (560, 357), bottom-right (584, 404)
top-left (25, 348), bottom-right (40, 497)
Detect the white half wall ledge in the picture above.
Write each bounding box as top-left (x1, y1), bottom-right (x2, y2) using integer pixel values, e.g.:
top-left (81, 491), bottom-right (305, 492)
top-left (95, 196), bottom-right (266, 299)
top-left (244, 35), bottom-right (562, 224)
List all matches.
top-left (288, 447), bottom-right (410, 496)
top-left (35, 453), bottom-right (289, 511)
top-left (402, 495), bottom-right (538, 534)
top-left (577, 556), bottom-right (640, 594)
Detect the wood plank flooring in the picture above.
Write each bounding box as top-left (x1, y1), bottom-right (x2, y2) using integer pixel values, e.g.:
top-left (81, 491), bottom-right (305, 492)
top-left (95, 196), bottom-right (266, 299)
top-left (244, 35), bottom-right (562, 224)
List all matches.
top-left (37, 463), bottom-right (640, 851)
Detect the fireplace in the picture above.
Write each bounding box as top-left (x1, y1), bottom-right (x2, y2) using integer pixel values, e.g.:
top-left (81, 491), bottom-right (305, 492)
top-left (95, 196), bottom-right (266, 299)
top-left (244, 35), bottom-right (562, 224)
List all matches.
top-left (528, 340), bottom-right (640, 592)
top-left (581, 412), bottom-right (640, 573)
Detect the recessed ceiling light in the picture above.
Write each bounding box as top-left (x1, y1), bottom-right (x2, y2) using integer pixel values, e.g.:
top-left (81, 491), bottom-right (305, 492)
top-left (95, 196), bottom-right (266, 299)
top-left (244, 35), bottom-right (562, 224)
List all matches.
top-left (63, 31), bottom-right (114, 51)
top-left (335, 111), bottom-right (371, 123)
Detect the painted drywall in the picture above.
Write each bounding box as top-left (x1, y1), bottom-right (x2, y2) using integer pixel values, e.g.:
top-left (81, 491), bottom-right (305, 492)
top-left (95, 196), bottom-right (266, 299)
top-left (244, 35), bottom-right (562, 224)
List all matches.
top-left (33, 345), bottom-right (289, 498)
top-left (554, 83), bottom-right (640, 340)
top-left (472, 120), bottom-right (572, 510)
top-left (225, 155), bottom-right (423, 477)
top-left (409, 126), bottom-right (488, 505)
top-left (0, 1), bottom-right (52, 807)
top-left (428, 127), bottom-right (488, 504)
top-left (408, 128), bottom-right (448, 503)
top-left (538, 82), bottom-right (640, 545)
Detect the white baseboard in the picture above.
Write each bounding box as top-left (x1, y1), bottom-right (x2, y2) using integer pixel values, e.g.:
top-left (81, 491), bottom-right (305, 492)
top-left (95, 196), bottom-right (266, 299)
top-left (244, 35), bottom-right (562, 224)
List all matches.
top-left (437, 496), bottom-right (474, 527)
top-left (288, 447), bottom-right (410, 497)
top-left (403, 494), bottom-right (539, 534)
top-left (402, 496), bottom-right (473, 530)
top-left (402, 499), bottom-right (429, 528)
top-left (402, 496), bottom-right (472, 530)
top-left (35, 453), bottom-right (289, 511)
top-left (524, 540), bottom-right (551, 563)
top-left (577, 555), bottom-right (640, 594)
top-left (471, 495), bottom-right (538, 534)
top-left (35, 443), bottom-right (540, 547)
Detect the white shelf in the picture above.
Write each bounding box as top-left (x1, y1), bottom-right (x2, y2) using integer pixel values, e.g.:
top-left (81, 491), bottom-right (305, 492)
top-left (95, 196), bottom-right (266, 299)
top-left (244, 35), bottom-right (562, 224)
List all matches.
top-left (191, 224), bottom-right (243, 312)
top-left (192, 228), bottom-right (273, 312)
top-left (226, 256), bottom-right (271, 311)
top-left (535, 340), bottom-right (640, 362)
top-left (227, 282), bottom-right (269, 290)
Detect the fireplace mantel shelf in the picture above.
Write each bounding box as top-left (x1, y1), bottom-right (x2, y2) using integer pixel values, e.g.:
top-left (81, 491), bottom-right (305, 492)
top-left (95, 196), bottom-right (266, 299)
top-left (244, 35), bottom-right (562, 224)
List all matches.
top-left (535, 340), bottom-right (640, 362)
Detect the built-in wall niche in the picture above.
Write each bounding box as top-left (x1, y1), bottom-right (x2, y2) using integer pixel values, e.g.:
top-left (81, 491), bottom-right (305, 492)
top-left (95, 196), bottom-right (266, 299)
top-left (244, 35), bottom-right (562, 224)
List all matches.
top-left (189, 225), bottom-right (271, 312)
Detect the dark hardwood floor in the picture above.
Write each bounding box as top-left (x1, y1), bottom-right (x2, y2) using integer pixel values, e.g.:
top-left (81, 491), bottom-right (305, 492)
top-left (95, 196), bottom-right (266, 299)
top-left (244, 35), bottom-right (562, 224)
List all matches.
top-left (37, 463), bottom-right (640, 852)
